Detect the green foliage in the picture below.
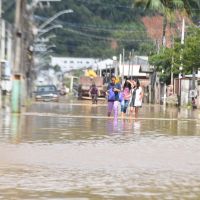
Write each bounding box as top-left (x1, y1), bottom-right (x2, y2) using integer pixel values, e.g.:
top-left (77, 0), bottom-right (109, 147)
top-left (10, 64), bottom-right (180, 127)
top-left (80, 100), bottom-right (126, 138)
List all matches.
top-left (2, 0), bottom-right (15, 22)
top-left (138, 42), bottom-right (156, 55)
top-left (54, 65), bottom-right (61, 72)
top-left (31, 0), bottom-right (153, 57)
top-left (182, 27), bottom-right (200, 73)
top-left (149, 26), bottom-right (200, 83)
top-left (2, 0), bottom-right (199, 59)
top-left (149, 47), bottom-right (174, 84)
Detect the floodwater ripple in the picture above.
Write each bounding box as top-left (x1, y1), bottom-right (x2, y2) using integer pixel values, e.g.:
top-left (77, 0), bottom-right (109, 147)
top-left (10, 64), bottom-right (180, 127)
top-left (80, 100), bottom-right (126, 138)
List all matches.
top-left (0, 103), bottom-right (200, 199)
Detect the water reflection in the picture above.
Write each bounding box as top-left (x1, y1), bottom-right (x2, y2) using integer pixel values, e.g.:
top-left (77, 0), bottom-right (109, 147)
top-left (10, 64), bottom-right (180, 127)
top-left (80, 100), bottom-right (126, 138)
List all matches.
top-left (11, 114), bottom-right (21, 143)
top-left (106, 118), bottom-right (135, 136)
top-left (0, 103), bottom-right (200, 143)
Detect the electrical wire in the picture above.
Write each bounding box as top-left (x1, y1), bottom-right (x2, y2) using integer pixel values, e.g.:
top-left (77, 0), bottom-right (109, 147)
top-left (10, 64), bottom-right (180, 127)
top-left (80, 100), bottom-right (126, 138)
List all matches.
top-left (63, 27), bottom-right (155, 42)
top-left (34, 15), bottom-right (185, 34)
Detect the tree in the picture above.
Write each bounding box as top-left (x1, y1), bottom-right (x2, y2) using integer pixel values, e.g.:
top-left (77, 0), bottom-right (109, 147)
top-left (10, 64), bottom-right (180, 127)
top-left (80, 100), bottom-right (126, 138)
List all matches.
top-left (182, 27), bottom-right (200, 73)
top-left (33, 0), bottom-right (154, 57)
top-left (149, 26), bottom-right (200, 84)
top-left (149, 47), bottom-right (174, 84)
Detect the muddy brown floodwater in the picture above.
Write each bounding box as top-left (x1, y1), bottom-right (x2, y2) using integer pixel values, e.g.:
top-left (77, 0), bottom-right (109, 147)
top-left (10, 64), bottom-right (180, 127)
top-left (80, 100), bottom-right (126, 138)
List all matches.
top-left (0, 99), bottom-right (200, 199)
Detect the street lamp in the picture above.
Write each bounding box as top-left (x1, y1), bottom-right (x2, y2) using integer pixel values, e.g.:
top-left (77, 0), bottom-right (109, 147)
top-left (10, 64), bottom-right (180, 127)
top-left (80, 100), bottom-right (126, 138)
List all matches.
top-left (39, 9), bottom-right (73, 30)
top-left (35, 34), bottom-right (56, 43)
top-left (46, 44), bottom-right (56, 51)
top-left (37, 24), bottom-right (63, 38)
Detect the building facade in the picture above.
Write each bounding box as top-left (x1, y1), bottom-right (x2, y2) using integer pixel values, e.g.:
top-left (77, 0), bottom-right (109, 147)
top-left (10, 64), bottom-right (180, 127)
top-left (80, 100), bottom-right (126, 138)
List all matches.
top-left (0, 20), bottom-right (14, 93)
top-left (50, 57), bottom-right (100, 72)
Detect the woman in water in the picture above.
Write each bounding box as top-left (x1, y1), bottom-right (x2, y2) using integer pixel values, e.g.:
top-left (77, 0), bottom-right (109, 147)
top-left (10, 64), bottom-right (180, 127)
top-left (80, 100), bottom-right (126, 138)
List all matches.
top-left (120, 78), bottom-right (132, 118)
top-left (128, 79), bottom-right (143, 118)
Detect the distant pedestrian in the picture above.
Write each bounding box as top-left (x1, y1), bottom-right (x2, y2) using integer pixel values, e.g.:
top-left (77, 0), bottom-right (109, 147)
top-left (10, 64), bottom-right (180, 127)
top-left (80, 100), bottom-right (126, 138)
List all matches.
top-left (128, 79), bottom-right (143, 118)
top-left (89, 83), bottom-right (98, 104)
top-left (192, 97), bottom-right (197, 109)
top-left (120, 78), bottom-right (132, 118)
top-left (60, 83), bottom-right (67, 96)
top-left (106, 76), bottom-right (121, 117)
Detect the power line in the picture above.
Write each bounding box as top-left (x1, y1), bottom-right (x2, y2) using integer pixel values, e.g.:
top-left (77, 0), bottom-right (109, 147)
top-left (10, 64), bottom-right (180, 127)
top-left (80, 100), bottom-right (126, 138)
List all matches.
top-left (62, 23), bottom-right (148, 33)
top-left (34, 15), bottom-right (178, 33)
top-left (63, 27), bottom-right (155, 43)
top-left (34, 15), bottom-right (147, 32)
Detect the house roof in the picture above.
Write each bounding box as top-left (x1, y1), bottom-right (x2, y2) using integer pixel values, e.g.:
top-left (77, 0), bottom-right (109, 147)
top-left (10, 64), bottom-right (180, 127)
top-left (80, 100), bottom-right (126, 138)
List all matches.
top-left (94, 56), bottom-right (153, 75)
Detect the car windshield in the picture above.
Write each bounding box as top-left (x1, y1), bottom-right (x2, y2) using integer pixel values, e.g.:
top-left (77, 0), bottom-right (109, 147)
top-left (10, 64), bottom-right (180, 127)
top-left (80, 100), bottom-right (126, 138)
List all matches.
top-left (37, 86), bottom-right (56, 92)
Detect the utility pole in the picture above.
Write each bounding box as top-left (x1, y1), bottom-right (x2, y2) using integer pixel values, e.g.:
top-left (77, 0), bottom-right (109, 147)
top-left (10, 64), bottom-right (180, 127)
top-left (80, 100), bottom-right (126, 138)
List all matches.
top-left (178, 17), bottom-right (185, 106)
top-left (0, 0), bottom-right (2, 109)
top-left (11, 0), bottom-right (26, 113)
top-left (130, 49), bottom-right (134, 80)
top-left (0, 20), bottom-right (5, 61)
top-left (171, 32), bottom-right (174, 93)
top-left (181, 18), bottom-right (185, 45)
top-left (119, 53), bottom-right (122, 82)
top-left (122, 48), bottom-right (125, 83)
top-left (105, 64), bottom-right (108, 83)
top-left (128, 51), bottom-right (131, 77)
top-left (113, 56), bottom-right (117, 77)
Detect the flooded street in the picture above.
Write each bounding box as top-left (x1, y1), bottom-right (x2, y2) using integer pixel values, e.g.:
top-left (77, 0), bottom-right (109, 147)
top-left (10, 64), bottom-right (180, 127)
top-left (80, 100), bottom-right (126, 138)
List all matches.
top-left (0, 99), bottom-right (200, 199)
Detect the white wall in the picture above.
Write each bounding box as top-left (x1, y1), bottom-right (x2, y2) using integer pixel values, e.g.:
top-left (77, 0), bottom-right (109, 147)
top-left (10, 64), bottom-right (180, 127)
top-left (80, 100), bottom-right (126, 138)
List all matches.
top-left (181, 79), bottom-right (190, 106)
top-left (118, 64), bottom-right (147, 77)
top-left (51, 57), bottom-right (99, 72)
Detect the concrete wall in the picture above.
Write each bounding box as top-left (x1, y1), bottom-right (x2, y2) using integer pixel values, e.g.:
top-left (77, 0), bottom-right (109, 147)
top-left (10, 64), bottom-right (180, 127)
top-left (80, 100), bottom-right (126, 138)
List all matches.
top-left (181, 79), bottom-right (190, 106)
top-left (180, 79), bottom-right (199, 106)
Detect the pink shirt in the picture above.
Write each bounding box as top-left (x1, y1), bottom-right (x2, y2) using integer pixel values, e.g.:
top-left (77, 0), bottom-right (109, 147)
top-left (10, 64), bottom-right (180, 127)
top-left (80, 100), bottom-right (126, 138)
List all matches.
top-left (123, 87), bottom-right (131, 100)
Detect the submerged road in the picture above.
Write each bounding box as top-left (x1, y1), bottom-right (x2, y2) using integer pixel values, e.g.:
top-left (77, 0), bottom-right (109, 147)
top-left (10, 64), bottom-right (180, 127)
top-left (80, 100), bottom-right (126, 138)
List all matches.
top-left (0, 99), bottom-right (200, 199)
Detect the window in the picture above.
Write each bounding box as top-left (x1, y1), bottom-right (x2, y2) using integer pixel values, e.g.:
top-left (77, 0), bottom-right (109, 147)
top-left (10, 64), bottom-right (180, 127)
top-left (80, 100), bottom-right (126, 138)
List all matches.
top-left (37, 85), bottom-right (56, 92)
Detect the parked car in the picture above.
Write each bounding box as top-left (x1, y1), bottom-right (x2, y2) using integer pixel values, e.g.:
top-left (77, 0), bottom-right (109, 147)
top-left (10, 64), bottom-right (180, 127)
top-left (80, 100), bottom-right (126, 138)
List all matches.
top-left (35, 85), bottom-right (59, 102)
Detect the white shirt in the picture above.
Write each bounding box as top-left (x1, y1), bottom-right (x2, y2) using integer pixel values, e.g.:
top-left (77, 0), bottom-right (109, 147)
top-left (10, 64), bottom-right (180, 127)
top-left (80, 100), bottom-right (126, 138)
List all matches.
top-left (134, 87), bottom-right (142, 107)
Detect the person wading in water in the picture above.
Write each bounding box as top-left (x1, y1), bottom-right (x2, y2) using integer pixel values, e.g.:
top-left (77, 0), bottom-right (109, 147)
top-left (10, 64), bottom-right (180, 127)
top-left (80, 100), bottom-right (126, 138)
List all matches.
top-left (127, 79), bottom-right (143, 118)
top-left (106, 76), bottom-right (121, 118)
top-left (89, 83), bottom-right (98, 104)
top-left (120, 77), bottom-right (132, 118)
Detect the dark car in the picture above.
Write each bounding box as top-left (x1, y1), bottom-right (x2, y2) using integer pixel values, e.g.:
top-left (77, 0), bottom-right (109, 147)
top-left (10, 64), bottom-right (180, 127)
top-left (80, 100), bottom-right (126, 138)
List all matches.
top-left (35, 85), bottom-right (59, 102)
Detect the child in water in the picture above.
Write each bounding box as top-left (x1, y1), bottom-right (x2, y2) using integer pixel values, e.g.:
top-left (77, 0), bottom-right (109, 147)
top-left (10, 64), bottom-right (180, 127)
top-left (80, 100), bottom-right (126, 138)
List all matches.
top-left (121, 78), bottom-right (132, 117)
